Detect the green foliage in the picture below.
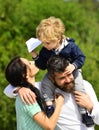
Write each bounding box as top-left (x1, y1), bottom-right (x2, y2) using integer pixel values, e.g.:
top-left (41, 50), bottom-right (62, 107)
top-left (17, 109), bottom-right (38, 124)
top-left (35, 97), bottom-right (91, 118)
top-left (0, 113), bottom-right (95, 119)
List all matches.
top-left (0, 0), bottom-right (99, 129)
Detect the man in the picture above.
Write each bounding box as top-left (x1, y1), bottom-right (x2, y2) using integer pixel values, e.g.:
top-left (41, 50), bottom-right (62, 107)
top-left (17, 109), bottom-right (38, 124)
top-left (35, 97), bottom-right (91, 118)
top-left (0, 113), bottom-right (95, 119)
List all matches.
top-left (4, 55), bottom-right (99, 130)
top-left (41, 55), bottom-right (99, 130)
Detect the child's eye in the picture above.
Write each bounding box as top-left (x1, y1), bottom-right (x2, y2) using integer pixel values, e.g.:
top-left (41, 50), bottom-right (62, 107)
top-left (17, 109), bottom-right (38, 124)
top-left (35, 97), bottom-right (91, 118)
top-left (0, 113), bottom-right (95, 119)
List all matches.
top-left (43, 42), bottom-right (50, 45)
top-left (46, 42), bottom-right (50, 45)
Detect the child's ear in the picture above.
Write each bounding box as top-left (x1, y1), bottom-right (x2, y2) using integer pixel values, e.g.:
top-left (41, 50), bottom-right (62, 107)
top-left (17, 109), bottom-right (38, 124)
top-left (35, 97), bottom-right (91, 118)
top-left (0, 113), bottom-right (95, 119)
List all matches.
top-left (48, 75), bottom-right (55, 83)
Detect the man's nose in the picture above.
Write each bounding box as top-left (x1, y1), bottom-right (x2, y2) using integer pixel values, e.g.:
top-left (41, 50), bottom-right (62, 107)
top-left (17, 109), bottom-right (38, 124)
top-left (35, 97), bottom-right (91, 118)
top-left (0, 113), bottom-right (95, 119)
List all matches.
top-left (64, 77), bottom-right (71, 83)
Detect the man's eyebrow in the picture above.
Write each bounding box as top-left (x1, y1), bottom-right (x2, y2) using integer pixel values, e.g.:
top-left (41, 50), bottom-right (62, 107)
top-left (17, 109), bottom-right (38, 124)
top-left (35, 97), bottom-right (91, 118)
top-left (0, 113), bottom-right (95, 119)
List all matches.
top-left (57, 75), bottom-right (66, 79)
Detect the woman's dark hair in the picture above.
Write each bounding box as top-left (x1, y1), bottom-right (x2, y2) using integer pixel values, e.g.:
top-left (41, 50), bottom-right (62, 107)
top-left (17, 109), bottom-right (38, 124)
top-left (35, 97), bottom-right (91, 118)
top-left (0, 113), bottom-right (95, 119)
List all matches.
top-left (5, 56), bottom-right (47, 114)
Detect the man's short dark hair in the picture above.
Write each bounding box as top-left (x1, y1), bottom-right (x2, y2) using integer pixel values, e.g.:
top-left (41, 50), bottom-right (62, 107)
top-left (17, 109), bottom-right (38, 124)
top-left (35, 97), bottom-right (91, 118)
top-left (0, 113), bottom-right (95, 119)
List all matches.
top-left (47, 55), bottom-right (70, 77)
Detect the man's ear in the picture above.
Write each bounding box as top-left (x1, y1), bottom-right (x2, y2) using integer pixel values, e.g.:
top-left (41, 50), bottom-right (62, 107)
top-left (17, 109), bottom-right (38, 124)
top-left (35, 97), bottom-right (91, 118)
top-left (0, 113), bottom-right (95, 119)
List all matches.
top-left (48, 75), bottom-right (55, 83)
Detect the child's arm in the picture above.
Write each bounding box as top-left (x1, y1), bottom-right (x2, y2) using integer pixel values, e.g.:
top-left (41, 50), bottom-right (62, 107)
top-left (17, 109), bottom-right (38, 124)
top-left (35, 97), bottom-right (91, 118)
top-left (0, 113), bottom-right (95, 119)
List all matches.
top-left (67, 38), bottom-right (86, 70)
top-left (65, 43), bottom-right (85, 73)
top-left (26, 37), bottom-right (51, 70)
top-left (71, 43), bottom-right (86, 69)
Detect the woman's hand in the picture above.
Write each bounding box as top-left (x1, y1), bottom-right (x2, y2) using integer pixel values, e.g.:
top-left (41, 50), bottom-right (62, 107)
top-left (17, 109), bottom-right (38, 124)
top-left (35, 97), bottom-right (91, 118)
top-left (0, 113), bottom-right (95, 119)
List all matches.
top-left (18, 87), bottom-right (36, 105)
top-left (55, 93), bottom-right (64, 107)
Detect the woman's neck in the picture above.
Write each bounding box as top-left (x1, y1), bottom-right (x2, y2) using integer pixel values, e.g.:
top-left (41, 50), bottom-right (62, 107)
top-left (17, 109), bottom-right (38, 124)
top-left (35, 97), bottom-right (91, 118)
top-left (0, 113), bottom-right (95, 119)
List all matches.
top-left (28, 77), bottom-right (35, 86)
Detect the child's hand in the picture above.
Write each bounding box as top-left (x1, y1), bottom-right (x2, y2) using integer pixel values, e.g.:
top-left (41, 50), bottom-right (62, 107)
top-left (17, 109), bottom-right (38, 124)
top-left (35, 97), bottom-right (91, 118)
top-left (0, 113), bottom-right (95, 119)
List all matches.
top-left (65, 63), bottom-right (75, 74)
top-left (30, 50), bottom-right (38, 58)
top-left (26, 38), bottom-right (41, 53)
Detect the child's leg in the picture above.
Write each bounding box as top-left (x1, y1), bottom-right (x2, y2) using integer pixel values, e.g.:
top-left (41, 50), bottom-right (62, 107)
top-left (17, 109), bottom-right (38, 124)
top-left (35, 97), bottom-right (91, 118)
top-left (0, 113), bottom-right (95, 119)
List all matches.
top-left (43, 94), bottom-right (55, 117)
top-left (73, 69), bottom-right (86, 114)
top-left (73, 69), bottom-right (85, 92)
top-left (46, 101), bottom-right (54, 117)
top-left (73, 69), bottom-right (94, 127)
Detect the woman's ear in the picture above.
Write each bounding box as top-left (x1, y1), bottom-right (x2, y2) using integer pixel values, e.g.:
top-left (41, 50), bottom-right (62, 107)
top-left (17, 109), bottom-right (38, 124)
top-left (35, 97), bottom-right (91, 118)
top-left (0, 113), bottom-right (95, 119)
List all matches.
top-left (26, 75), bottom-right (28, 79)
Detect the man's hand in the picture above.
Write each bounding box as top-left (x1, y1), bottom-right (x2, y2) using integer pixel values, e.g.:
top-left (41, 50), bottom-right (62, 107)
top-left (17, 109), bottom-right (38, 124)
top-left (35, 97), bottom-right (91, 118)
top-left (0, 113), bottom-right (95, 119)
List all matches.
top-left (18, 87), bottom-right (36, 105)
top-left (74, 91), bottom-right (93, 113)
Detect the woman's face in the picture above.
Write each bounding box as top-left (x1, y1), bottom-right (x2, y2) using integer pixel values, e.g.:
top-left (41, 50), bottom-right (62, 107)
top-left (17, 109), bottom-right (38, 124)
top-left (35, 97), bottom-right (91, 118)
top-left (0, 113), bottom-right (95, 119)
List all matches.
top-left (20, 58), bottom-right (39, 77)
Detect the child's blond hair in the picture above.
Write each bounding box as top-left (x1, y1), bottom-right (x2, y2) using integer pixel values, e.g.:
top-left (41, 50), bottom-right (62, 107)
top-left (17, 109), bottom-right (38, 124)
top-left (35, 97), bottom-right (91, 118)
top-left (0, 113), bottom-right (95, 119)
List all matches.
top-left (36, 16), bottom-right (65, 43)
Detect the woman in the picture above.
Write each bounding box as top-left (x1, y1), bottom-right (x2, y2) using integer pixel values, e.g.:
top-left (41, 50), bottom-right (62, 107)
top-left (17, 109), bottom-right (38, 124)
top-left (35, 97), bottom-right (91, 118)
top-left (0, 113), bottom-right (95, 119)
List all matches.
top-left (5, 56), bottom-right (64, 130)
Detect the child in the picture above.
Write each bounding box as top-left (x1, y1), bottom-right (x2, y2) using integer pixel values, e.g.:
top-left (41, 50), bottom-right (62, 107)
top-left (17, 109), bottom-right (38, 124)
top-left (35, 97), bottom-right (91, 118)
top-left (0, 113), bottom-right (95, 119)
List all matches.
top-left (26, 16), bottom-right (93, 126)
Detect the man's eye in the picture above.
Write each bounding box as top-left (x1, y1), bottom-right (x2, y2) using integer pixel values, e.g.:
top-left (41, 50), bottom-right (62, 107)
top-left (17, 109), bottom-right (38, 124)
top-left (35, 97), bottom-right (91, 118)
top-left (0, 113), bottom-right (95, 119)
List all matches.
top-left (59, 77), bottom-right (65, 80)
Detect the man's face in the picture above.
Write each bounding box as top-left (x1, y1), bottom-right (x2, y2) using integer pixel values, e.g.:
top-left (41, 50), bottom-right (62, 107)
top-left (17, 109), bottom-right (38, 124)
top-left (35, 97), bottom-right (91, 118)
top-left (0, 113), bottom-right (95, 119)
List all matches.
top-left (53, 71), bottom-right (75, 93)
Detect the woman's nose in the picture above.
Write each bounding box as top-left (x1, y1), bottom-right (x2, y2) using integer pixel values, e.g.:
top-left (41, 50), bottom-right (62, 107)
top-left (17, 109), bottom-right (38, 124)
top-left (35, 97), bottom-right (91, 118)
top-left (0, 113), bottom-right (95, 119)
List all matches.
top-left (30, 61), bottom-right (35, 64)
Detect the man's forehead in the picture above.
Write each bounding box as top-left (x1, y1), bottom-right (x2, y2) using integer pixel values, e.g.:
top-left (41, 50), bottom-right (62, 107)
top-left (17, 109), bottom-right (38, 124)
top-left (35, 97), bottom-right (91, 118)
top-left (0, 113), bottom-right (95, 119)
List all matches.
top-left (54, 71), bottom-right (65, 77)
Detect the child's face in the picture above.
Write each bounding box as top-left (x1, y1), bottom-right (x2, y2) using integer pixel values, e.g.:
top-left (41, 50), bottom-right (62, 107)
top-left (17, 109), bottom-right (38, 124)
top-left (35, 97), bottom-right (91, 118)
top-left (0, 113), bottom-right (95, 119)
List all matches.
top-left (42, 39), bottom-right (61, 50)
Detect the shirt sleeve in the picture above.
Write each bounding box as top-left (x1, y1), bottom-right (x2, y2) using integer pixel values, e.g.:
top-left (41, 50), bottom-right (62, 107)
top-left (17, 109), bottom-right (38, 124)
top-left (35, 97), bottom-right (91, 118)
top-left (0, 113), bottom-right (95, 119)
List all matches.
top-left (91, 102), bottom-right (99, 125)
top-left (24, 102), bottom-right (41, 117)
top-left (70, 43), bottom-right (86, 69)
top-left (84, 80), bottom-right (99, 125)
top-left (35, 47), bottom-right (54, 70)
top-left (64, 38), bottom-right (86, 69)
top-left (3, 84), bottom-right (18, 98)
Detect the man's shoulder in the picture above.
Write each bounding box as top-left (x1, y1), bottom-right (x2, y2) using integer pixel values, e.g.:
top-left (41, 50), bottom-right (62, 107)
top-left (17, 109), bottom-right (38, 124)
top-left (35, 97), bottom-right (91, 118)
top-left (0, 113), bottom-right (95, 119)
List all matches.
top-left (41, 74), bottom-right (56, 88)
top-left (83, 80), bottom-right (92, 86)
top-left (83, 80), bottom-right (93, 91)
top-left (42, 73), bottom-right (51, 83)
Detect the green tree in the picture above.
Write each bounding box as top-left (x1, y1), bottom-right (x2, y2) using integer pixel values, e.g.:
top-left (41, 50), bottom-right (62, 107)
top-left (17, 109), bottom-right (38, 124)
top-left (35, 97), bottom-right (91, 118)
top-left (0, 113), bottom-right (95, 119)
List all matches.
top-left (0, 0), bottom-right (99, 129)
